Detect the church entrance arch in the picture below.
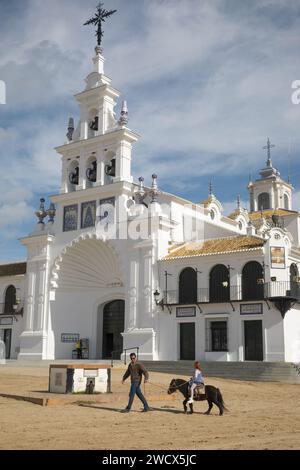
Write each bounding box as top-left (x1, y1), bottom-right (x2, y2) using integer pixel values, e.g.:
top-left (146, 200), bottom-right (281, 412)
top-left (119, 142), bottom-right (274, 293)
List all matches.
top-left (102, 300), bottom-right (125, 359)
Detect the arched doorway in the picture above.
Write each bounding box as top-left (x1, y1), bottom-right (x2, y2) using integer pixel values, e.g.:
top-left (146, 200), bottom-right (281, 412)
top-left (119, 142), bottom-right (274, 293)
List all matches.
top-left (179, 267), bottom-right (197, 304)
top-left (242, 261), bottom-right (264, 300)
top-left (4, 285), bottom-right (16, 314)
top-left (209, 265), bottom-right (230, 302)
top-left (102, 300), bottom-right (125, 359)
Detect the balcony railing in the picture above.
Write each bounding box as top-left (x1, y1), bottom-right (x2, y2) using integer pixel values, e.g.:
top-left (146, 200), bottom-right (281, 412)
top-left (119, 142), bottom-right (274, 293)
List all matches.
top-left (162, 281), bottom-right (300, 305)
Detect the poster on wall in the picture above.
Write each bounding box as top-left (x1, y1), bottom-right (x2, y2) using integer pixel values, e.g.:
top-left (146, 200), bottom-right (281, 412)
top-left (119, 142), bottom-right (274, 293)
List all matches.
top-left (61, 333), bottom-right (79, 343)
top-left (81, 201), bottom-right (96, 229)
top-left (63, 204), bottom-right (78, 232)
top-left (270, 246), bottom-right (285, 269)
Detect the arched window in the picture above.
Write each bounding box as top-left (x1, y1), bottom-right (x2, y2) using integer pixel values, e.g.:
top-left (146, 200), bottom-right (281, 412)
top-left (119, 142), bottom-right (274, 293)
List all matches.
top-left (209, 265), bottom-right (230, 303)
top-left (284, 194), bottom-right (289, 210)
top-left (4, 285), bottom-right (16, 314)
top-left (242, 261), bottom-right (264, 300)
top-left (258, 193), bottom-right (270, 210)
top-left (290, 263), bottom-right (299, 298)
top-left (179, 268), bottom-right (197, 304)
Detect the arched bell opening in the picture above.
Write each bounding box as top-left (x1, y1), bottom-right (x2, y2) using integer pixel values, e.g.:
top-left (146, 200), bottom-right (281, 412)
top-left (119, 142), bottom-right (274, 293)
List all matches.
top-left (258, 192), bottom-right (270, 211)
top-left (88, 108), bottom-right (99, 138)
top-left (104, 150), bottom-right (116, 184)
top-left (67, 159), bottom-right (79, 192)
top-left (85, 156), bottom-right (97, 188)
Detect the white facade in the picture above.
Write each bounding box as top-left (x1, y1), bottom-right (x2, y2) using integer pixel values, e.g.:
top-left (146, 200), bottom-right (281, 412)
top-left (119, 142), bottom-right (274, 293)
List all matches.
top-left (1, 47), bottom-right (300, 363)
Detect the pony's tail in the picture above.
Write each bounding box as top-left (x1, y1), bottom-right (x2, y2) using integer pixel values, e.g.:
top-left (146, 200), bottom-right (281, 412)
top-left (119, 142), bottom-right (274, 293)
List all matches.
top-left (217, 388), bottom-right (229, 412)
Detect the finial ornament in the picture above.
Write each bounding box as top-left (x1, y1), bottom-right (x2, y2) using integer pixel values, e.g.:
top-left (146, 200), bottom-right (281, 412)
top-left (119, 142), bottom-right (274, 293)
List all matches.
top-left (35, 198), bottom-right (47, 225)
top-left (118, 101), bottom-right (128, 126)
top-left (149, 174), bottom-right (160, 203)
top-left (135, 177), bottom-right (147, 205)
top-left (84, 2), bottom-right (117, 48)
top-left (237, 195), bottom-right (241, 210)
top-left (263, 138), bottom-right (275, 167)
top-left (47, 203), bottom-right (56, 223)
top-left (66, 117), bottom-right (74, 142)
top-left (209, 180), bottom-right (213, 196)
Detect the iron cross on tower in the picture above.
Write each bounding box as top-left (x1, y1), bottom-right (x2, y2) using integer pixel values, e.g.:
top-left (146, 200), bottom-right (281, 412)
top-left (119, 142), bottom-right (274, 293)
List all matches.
top-left (84, 2), bottom-right (117, 48)
top-left (263, 138), bottom-right (275, 167)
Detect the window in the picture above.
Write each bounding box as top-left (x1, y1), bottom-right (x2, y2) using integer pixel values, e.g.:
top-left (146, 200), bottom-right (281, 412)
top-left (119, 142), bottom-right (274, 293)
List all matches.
top-left (211, 321), bottom-right (227, 351)
top-left (258, 193), bottom-right (270, 210)
top-left (179, 268), bottom-right (197, 304)
top-left (209, 265), bottom-right (230, 302)
top-left (284, 194), bottom-right (289, 210)
top-left (4, 285), bottom-right (16, 314)
top-left (242, 261), bottom-right (264, 300)
top-left (205, 320), bottom-right (227, 351)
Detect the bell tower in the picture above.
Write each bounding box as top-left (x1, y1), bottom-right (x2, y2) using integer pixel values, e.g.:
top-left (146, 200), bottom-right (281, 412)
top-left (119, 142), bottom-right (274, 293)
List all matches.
top-left (55, 43), bottom-right (138, 193)
top-left (248, 138), bottom-right (293, 213)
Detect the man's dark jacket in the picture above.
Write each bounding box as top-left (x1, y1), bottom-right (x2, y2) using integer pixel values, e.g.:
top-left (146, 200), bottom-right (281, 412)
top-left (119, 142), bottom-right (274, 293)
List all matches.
top-left (122, 361), bottom-right (149, 383)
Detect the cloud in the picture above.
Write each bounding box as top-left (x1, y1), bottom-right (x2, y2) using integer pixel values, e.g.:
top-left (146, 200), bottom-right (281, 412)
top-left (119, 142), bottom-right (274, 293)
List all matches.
top-left (0, 200), bottom-right (35, 231)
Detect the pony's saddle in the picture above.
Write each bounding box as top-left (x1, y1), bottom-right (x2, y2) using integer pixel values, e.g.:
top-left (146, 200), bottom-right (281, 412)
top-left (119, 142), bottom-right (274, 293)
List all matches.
top-left (193, 384), bottom-right (205, 399)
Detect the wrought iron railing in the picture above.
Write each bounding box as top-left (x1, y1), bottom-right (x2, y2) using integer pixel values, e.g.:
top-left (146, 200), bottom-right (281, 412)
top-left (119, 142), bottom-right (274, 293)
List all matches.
top-left (162, 281), bottom-right (300, 306)
top-left (110, 346), bottom-right (140, 367)
top-left (264, 281), bottom-right (300, 299)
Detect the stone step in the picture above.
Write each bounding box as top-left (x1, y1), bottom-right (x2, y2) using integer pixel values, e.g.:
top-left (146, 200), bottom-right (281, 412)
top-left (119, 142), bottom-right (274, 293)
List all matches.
top-left (142, 361), bottom-right (300, 384)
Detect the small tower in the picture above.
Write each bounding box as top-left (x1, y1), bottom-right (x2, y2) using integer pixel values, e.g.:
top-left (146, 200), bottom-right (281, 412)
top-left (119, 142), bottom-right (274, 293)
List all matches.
top-left (55, 46), bottom-right (138, 193)
top-left (248, 139), bottom-right (293, 213)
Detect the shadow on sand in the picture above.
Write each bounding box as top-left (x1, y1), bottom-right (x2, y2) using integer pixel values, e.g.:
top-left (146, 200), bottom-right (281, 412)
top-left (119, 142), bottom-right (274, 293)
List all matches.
top-left (76, 403), bottom-right (209, 415)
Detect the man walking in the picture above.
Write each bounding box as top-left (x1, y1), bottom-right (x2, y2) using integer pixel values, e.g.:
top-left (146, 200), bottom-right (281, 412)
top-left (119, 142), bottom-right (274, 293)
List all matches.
top-left (121, 352), bottom-right (150, 412)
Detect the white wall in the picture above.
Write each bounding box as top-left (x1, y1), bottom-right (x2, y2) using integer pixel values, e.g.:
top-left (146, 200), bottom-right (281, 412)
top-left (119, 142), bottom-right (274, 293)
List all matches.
top-left (283, 305), bottom-right (300, 362)
top-left (0, 276), bottom-right (26, 359)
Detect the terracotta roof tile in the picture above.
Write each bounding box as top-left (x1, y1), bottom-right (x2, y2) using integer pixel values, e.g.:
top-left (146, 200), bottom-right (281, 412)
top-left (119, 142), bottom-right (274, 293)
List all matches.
top-left (249, 209), bottom-right (298, 221)
top-left (162, 236), bottom-right (265, 260)
top-left (0, 262), bottom-right (27, 277)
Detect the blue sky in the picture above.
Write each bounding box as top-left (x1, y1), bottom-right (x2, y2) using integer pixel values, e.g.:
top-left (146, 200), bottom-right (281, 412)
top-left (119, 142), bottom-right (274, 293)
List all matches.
top-left (1, 0), bottom-right (300, 261)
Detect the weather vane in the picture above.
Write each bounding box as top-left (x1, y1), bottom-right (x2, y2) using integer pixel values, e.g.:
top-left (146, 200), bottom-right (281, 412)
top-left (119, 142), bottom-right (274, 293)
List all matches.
top-left (84, 2), bottom-right (117, 48)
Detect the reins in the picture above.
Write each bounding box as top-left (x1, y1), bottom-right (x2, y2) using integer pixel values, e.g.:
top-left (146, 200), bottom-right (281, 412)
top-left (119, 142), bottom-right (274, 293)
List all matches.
top-left (148, 380), bottom-right (190, 392)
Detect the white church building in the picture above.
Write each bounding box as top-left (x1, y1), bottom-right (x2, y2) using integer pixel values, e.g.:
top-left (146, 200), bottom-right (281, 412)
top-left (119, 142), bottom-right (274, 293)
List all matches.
top-left (1, 44), bottom-right (300, 363)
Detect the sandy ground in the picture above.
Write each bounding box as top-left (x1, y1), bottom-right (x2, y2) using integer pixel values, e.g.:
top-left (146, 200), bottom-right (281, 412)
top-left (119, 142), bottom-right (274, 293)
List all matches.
top-left (0, 364), bottom-right (300, 450)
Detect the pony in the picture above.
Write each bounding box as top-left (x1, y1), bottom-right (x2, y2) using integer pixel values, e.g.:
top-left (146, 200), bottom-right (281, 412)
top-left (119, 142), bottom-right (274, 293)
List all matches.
top-left (168, 378), bottom-right (227, 415)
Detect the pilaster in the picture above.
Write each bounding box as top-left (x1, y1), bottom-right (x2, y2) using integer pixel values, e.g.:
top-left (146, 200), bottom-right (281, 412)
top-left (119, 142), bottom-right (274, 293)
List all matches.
top-left (18, 233), bottom-right (54, 360)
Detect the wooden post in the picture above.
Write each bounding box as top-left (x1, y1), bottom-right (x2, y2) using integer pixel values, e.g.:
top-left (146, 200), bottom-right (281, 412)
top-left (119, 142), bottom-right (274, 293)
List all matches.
top-left (107, 368), bottom-right (112, 393)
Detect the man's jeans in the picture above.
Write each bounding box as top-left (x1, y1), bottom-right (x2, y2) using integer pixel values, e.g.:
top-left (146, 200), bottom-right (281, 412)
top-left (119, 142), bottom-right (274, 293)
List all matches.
top-left (126, 380), bottom-right (149, 410)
